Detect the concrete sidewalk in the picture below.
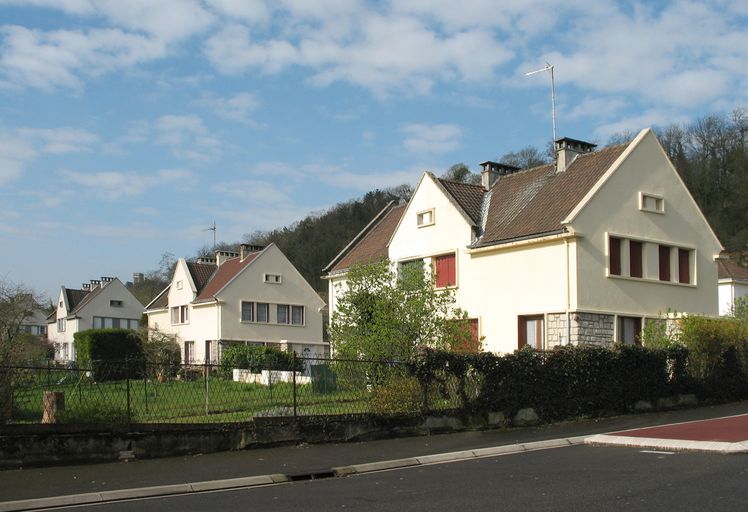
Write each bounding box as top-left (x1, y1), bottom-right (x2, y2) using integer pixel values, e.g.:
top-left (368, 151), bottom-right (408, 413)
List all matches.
top-left (585, 412), bottom-right (748, 453)
top-left (2, 400), bottom-right (747, 509)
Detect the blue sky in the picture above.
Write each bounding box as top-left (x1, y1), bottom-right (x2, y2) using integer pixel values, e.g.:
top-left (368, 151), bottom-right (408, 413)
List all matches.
top-left (0, 0), bottom-right (746, 300)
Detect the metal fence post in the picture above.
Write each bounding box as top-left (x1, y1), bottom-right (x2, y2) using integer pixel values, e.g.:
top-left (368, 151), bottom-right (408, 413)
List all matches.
top-left (46, 360), bottom-right (51, 389)
top-left (292, 352), bottom-right (297, 419)
top-left (143, 360), bottom-right (148, 414)
top-left (125, 356), bottom-right (131, 426)
top-left (204, 360), bottom-right (209, 416)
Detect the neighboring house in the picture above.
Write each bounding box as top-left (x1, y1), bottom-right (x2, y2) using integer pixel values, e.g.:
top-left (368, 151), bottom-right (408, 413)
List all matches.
top-left (20, 307), bottom-right (48, 337)
top-left (47, 277), bottom-right (145, 361)
top-left (145, 243), bottom-right (326, 364)
top-left (717, 259), bottom-right (748, 315)
top-left (325, 129), bottom-right (723, 354)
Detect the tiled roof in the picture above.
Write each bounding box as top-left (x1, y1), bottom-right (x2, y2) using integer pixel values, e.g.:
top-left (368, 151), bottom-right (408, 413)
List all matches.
top-left (438, 179), bottom-right (485, 225)
top-left (194, 253), bottom-right (261, 302)
top-left (65, 289), bottom-right (89, 312)
top-left (329, 203), bottom-right (406, 273)
top-left (186, 261), bottom-right (217, 294)
top-left (718, 260), bottom-right (748, 283)
top-left (474, 144), bottom-right (628, 247)
top-left (146, 285), bottom-right (170, 310)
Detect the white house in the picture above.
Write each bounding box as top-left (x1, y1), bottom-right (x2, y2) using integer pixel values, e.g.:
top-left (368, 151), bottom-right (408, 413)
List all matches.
top-left (325, 129), bottom-right (723, 354)
top-left (717, 259), bottom-right (748, 316)
top-left (47, 277), bottom-right (144, 361)
top-left (145, 243), bottom-right (326, 363)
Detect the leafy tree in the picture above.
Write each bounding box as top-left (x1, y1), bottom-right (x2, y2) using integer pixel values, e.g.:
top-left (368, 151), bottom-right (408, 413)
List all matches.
top-left (441, 163), bottom-right (480, 184)
top-left (499, 145), bottom-right (549, 169)
top-left (329, 260), bottom-right (474, 361)
top-left (0, 279), bottom-right (47, 366)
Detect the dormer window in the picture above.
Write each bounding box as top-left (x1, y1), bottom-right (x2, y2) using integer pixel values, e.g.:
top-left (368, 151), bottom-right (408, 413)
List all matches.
top-left (640, 192), bottom-right (664, 214)
top-left (417, 208), bottom-right (435, 227)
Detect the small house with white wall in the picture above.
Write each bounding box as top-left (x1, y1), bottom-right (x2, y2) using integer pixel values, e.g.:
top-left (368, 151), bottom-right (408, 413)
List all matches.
top-left (325, 129), bottom-right (723, 354)
top-left (47, 277), bottom-right (144, 361)
top-left (717, 259), bottom-right (748, 315)
top-left (145, 243), bottom-right (326, 363)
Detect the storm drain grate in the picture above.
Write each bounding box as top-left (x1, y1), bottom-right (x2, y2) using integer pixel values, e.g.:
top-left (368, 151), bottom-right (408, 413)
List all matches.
top-left (287, 470), bottom-right (336, 482)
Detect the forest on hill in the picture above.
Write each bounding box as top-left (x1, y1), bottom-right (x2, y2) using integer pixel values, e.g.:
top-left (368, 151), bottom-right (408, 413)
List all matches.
top-left (133, 109), bottom-right (747, 303)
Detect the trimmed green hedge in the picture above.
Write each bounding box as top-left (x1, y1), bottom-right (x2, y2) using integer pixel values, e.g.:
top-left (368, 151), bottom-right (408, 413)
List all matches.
top-left (74, 329), bottom-right (144, 381)
top-left (220, 344), bottom-right (302, 373)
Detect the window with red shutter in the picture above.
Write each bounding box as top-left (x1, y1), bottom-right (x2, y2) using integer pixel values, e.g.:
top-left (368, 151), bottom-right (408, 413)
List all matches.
top-left (678, 249), bottom-right (690, 284)
top-left (435, 254), bottom-right (456, 288)
top-left (609, 237), bottom-right (621, 276)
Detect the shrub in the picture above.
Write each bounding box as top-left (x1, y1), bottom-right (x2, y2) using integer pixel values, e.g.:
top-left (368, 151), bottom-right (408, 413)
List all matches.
top-left (678, 315), bottom-right (748, 383)
top-left (74, 329), bottom-right (144, 381)
top-left (369, 376), bottom-right (422, 414)
top-left (220, 344), bottom-right (302, 374)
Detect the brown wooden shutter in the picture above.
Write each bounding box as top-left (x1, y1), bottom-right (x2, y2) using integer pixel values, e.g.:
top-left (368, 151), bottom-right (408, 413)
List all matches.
top-left (609, 237), bottom-right (621, 275)
top-left (630, 241), bottom-right (643, 278)
top-left (435, 254), bottom-right (456, 287)
top-left (659, 245), bottom-right (671, 281)
top-left (678, 249), bottom-right (690, 283)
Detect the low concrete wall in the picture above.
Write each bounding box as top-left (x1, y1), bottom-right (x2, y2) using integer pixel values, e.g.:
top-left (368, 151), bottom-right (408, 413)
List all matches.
top-left (0, 410), bottom-right (508, 469)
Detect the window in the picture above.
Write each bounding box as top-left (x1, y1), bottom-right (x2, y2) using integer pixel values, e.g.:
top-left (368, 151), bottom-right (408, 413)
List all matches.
top-left (518, 315), bottom-right (544, 350)
top-left (658, 245), bottom-right (671, 281)
top-left (618, 316), bottom-right (642, 345)
top-left (678, 249), bottom-right (691, 284)
top-left (434, 254), bottom-right (456, 288)
top-left (629, 240), bottom-right (643, 278)
top-left (184, 341), bottom-right (195, 364)
top-left (264, 273), bottom-right (282, 284)
top-left (110, 299), bottom-right (123, 307)
top-left (640, 192), bottom-right (664, 213)
top-left (291, 305), bottom-right (304, 325)
top-left (241, 301), bottom-right (254, 322)
top-left (416, 209), bottom-right (435, 227)
top-left (176, 280), bottom-right (183, 290)
top-left (277, 304), bottom-right (289, 324)
top-left (256, 303), bottom-right (269, 323)
top-left (57, 318), bottom-right (66, 332)
top-left (609, 236), bottom-right (621, 276)
top-left (171, 305), bottom-right (189, 324)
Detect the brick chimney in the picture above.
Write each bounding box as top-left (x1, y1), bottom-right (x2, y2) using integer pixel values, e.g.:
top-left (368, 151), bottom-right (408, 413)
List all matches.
top-left (215, 250), bottom-right (239, 267)
top-left (480, 161), bottom-right (521, 190)
top-left (240, 243), bottom-right (265, 261)
top-left (555, 137), bottom-right (596, 173)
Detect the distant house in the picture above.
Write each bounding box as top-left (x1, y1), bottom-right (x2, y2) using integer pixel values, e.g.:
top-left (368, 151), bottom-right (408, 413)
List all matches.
top-left (19, 307), bottom-right (48, 338)
top-left (717, 259), bottom-right (748, 315)
top-left (47, 277), bottom-right (145, 361)
top-left (145, 243), bottom-right (326, 364)
top-left (325, 129), bottom-right (723, 353)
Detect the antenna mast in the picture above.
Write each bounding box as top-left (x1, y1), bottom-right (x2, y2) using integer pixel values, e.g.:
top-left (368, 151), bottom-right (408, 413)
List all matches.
top-left (525, 62), bottom-right (557, 142)
top-left (202, 221), bottom-right (217, 250)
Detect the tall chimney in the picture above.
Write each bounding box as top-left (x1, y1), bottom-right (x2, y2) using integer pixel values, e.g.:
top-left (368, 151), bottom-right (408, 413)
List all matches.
top-left (480, 161), bottom-right (521, 190)
top-left (215, 250), bottom-right (239, 267)
top-left (555, 137), bottom-right (596, 173)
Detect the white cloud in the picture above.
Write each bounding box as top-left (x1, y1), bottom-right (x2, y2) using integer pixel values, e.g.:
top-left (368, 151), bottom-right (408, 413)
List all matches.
top-left (211, 179), bottom-right (293, 205)
top-left (204, 0), bottom-right (271, 25)
top-left (154, 114), bottom-right (222, 161)
top-left (195, 92), bottom-right (260, 124)
top-left (401, 123), bottom-right (464, 154)
top-left (16, 127), bottom-right (99, 154)
top-left (0, 131), bottom-right (36, 184)
top-left (60, 168), bottom-right (194, 199)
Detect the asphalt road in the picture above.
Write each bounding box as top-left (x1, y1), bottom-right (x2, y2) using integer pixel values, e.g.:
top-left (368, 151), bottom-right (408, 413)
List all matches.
top-left (57, 445), bottom-right (748, 512)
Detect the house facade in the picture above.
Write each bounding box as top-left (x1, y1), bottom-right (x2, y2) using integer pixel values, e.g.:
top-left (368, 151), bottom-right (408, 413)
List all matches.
top-left (145, 243), bottom-right (326, 363)
top-left (47, 277), bottom-right (144, 361)
top-left (325, 129), bottom-right (723, 354)
top-left (717, 259), bottom-right (748, 315)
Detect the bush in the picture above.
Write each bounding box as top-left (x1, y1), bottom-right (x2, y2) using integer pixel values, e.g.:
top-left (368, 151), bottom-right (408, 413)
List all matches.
top-left (220, 344), bottom-right (302, 374)
top-left (678, 315), bottom-right (748, 384)
top-left (74, 329), bottom-right (144, 381)
top-left (369, 376), bottom-right (422, 414)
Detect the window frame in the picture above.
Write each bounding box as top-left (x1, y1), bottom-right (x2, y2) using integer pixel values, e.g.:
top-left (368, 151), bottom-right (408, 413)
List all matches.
top-left (241, 301), bottom-right (255, 322)
top-left (608, 236), bottom-right (621, 276)
top-left (256, 302), bottom-right (270, 323)
top-left (518, 314), bottom-right (545, 351)
top-left (277, 304), bottom-right (289, 324)
top-left (617, 316), bottom-right (642, 345)
top-left (291, 305), bottom-right (305, 326)
top-left (639, 192), bottom-right (665, 214)
top-left (629, 240), bottom-right (643, 278)
top-left (416, 208), bottom-right (435, 228)
top-left (434, 253), bottom-right (457, 288)
top-left (264, 273), bottom-right (282, 284)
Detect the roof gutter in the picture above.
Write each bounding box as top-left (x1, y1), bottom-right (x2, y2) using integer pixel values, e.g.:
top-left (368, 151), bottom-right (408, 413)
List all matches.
top-left (467, 230), bottom-right (577, 255)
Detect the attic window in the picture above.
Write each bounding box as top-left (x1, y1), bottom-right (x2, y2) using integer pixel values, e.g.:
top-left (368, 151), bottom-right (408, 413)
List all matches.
top-left (417, 208), bottom-right (435, 227)
top-left (176, 280), bottom-right (183, 290)
top-left (110, 300), bottom-right (123, 307)
top-left (640, 192), bottom-right (664, 214)
top-left (264, 273), bottom-right (282, 284)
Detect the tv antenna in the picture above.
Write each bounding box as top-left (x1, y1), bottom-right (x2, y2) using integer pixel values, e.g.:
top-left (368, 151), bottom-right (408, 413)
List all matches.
top-left (525, 62), bottom-right (557, 142)
top-left (202, 221), bottom-right (217, 250)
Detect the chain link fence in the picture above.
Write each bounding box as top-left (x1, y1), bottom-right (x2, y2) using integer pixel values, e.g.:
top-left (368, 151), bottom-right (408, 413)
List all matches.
top-left (0, 356), bottom-right (468, 425)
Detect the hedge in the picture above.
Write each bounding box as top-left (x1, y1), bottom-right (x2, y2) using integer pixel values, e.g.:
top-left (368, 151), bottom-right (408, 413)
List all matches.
top-left (74, 329), bottom-right (144, 381)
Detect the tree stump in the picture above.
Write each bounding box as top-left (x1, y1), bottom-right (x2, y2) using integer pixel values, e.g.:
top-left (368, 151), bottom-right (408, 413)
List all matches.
top-left (42, 391), bottom-right (65, 424)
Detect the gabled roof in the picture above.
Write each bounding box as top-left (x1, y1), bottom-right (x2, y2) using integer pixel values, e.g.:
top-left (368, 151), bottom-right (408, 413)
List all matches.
top-left (186, 261), bottom-right (217, 294)
top-left (65, 288), bottom-right (89, 312)
top-left (437, 179), bottom-right (484, 225)
top-left (473, 143), bottom-right (628, 247)
top-left (145, 285), bottom-right (170, 311)
top-left (718, 260), bottom-right (748, 283)
top-left (194, 252), bottom-right (261, 302)
top-left (326, 202), bottom-right (407, 274)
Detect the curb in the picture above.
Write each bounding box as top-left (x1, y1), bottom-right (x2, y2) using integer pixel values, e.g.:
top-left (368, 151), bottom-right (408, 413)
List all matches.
top-left (584, 434), bottom-right (748, 454)
top-left (0, 438), bottom-right (582, 511)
